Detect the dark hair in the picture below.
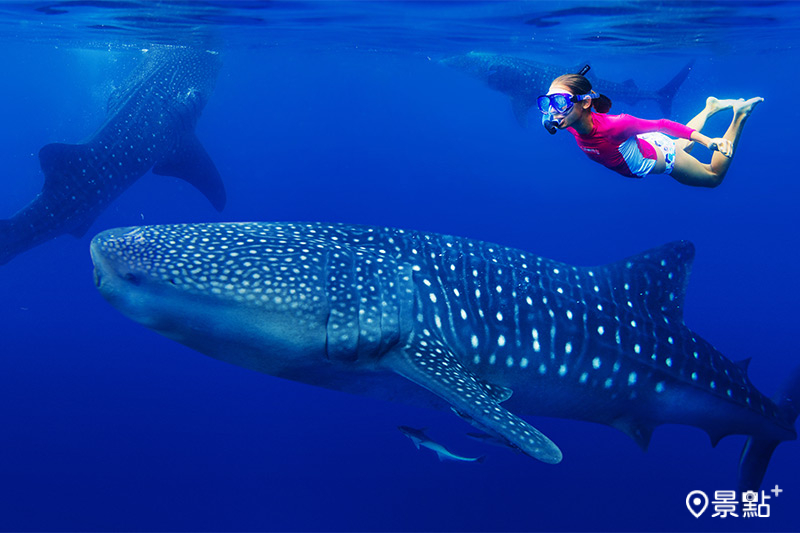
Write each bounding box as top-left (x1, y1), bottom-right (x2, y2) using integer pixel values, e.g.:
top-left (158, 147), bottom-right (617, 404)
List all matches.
top-left (551, 74), bottom-right (612, 114)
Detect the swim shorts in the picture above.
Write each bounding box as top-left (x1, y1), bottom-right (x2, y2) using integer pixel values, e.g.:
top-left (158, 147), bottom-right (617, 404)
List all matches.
top-left (637, 132), bottom-right (676, 176)
top-left (618, 132), bottom-right (677, 177)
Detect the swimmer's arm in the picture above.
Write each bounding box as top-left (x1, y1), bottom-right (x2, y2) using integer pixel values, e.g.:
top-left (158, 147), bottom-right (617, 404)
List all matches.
top-left (690, 131), bottom-right (734, 157)
top-left (616, 116), bottom-right (694, 139)
top-left (615, 116), bottom-right (732, 157)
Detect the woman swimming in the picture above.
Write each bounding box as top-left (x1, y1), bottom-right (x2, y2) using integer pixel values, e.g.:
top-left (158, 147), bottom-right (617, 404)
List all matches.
top-left (539, 73), bottom-right (762, 187)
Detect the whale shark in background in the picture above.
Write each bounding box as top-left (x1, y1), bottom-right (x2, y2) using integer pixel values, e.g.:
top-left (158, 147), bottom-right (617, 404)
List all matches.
top-left (441, 52), bottom-right (693, 126)
top-left (90, 222), bottom-right (799, 490)
top-left (0, 45), bottom-right (225, 265)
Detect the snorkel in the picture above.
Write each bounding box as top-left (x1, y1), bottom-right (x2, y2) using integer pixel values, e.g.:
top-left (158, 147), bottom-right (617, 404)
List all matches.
top-left (542, 64), bottom-right (592, 135)
top-left (542, 113), bottom-right (560, 135)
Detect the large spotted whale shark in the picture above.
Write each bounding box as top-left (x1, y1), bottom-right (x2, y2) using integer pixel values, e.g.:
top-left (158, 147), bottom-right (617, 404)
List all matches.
top-left (90, 222), bottom-right (799, 489)
top-left (0, 45), bottom-right (225, 265)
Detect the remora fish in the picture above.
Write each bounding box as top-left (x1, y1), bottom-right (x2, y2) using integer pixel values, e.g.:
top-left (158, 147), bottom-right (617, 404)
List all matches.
top-left (90, 222), bottom-right (799, 490)
top-left (398, 426), bottom-right (485, 463)
top-left (441, 52), bottom-right (693, 125)
top-left (0, 45), bottom-right (225, 265)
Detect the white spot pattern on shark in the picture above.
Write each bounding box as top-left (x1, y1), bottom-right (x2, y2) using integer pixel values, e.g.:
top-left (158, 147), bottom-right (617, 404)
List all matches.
top-left (91, 222), bottom-right (800, 489)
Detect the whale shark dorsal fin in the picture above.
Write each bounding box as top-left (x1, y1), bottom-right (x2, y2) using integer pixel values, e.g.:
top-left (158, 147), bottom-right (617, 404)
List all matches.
top-left (384, 338), bottom-right (562, 464)
top-left (735, 357), bottom-right (752, 374)
top-left (152, 131), bottom-right (226, 212)
top-left (597, 240), bottom-right (695, 322)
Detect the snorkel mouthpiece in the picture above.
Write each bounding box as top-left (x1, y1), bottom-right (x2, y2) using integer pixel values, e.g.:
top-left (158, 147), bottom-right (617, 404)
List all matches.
top-left (542, 113), bottom-right (559, 135)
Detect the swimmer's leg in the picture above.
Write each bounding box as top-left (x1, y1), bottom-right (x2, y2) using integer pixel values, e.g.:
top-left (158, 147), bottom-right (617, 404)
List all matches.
top-left (669, 151), bottom-right (717, 187)
top-left (671, 97), bottom-right (763, 187)
top-left (677, 97), bottom-right (738, 153)
top-left (710, 97), bottom-right (763, 177)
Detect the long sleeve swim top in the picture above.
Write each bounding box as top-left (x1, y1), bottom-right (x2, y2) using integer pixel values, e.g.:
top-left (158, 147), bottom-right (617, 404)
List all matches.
top-left (567, 113), bottom-right (695, 177)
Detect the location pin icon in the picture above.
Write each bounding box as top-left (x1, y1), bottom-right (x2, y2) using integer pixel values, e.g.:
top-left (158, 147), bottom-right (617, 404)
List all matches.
top-left (686, 490), bottom-right (709, 518)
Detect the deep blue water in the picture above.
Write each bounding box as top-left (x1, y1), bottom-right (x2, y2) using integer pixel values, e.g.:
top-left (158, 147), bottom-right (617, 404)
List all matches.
top-left (0, 1), bottom-right (799, 531)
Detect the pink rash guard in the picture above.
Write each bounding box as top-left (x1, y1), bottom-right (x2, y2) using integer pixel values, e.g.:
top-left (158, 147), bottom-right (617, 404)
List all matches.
top-left (567, 113), bottom-right (695, 178)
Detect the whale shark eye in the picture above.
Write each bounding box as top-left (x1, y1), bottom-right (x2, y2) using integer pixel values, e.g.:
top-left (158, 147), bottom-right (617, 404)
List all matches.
top-left (123, 272), bottom-right (140, 286)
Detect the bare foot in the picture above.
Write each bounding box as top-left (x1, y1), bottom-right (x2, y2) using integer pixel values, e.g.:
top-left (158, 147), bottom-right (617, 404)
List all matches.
top-left (733, 97), bottom-right (764, 118)
top-left (706, 96), bottom-right (739, 114)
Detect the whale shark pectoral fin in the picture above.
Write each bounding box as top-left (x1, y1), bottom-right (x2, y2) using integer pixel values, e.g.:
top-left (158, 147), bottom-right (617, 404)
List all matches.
top-left (384, 339), bottom-right (562, 464)
top-left (475, 378), bottom-right (513, 403)
top-left (152, 132), bottom-right (226, 212)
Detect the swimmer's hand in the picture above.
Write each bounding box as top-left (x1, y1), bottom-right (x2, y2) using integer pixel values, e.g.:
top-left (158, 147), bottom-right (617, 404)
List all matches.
top-left (708, 138), bottom-right (733, 158)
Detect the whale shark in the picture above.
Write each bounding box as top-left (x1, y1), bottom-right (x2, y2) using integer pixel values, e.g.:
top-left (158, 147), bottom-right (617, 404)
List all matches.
top-left (441, 52), bottom-right (693, 126)
top-left (398, 426), bottom-right (485, 463)
top-left (90, 222), bottom-right (799, 490)
top-left (0, 45), bottom-right (225, 265)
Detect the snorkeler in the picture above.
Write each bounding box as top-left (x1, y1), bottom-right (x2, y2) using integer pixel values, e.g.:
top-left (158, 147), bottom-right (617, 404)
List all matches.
top-left (539, 70), bottom-right (762, 187)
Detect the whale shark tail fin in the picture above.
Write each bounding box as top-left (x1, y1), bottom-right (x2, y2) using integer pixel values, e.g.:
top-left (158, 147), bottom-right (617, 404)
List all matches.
top-left (738, 365), bottom-right (800, 492)
top-left (656, 59), bottom-right (695, 117)
top-left (152, 132), bottom-right (226, 212)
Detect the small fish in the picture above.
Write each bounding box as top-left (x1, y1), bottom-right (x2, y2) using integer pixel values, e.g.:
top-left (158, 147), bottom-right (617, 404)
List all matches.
top-left (398, 426), bottom-right (485, 463)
